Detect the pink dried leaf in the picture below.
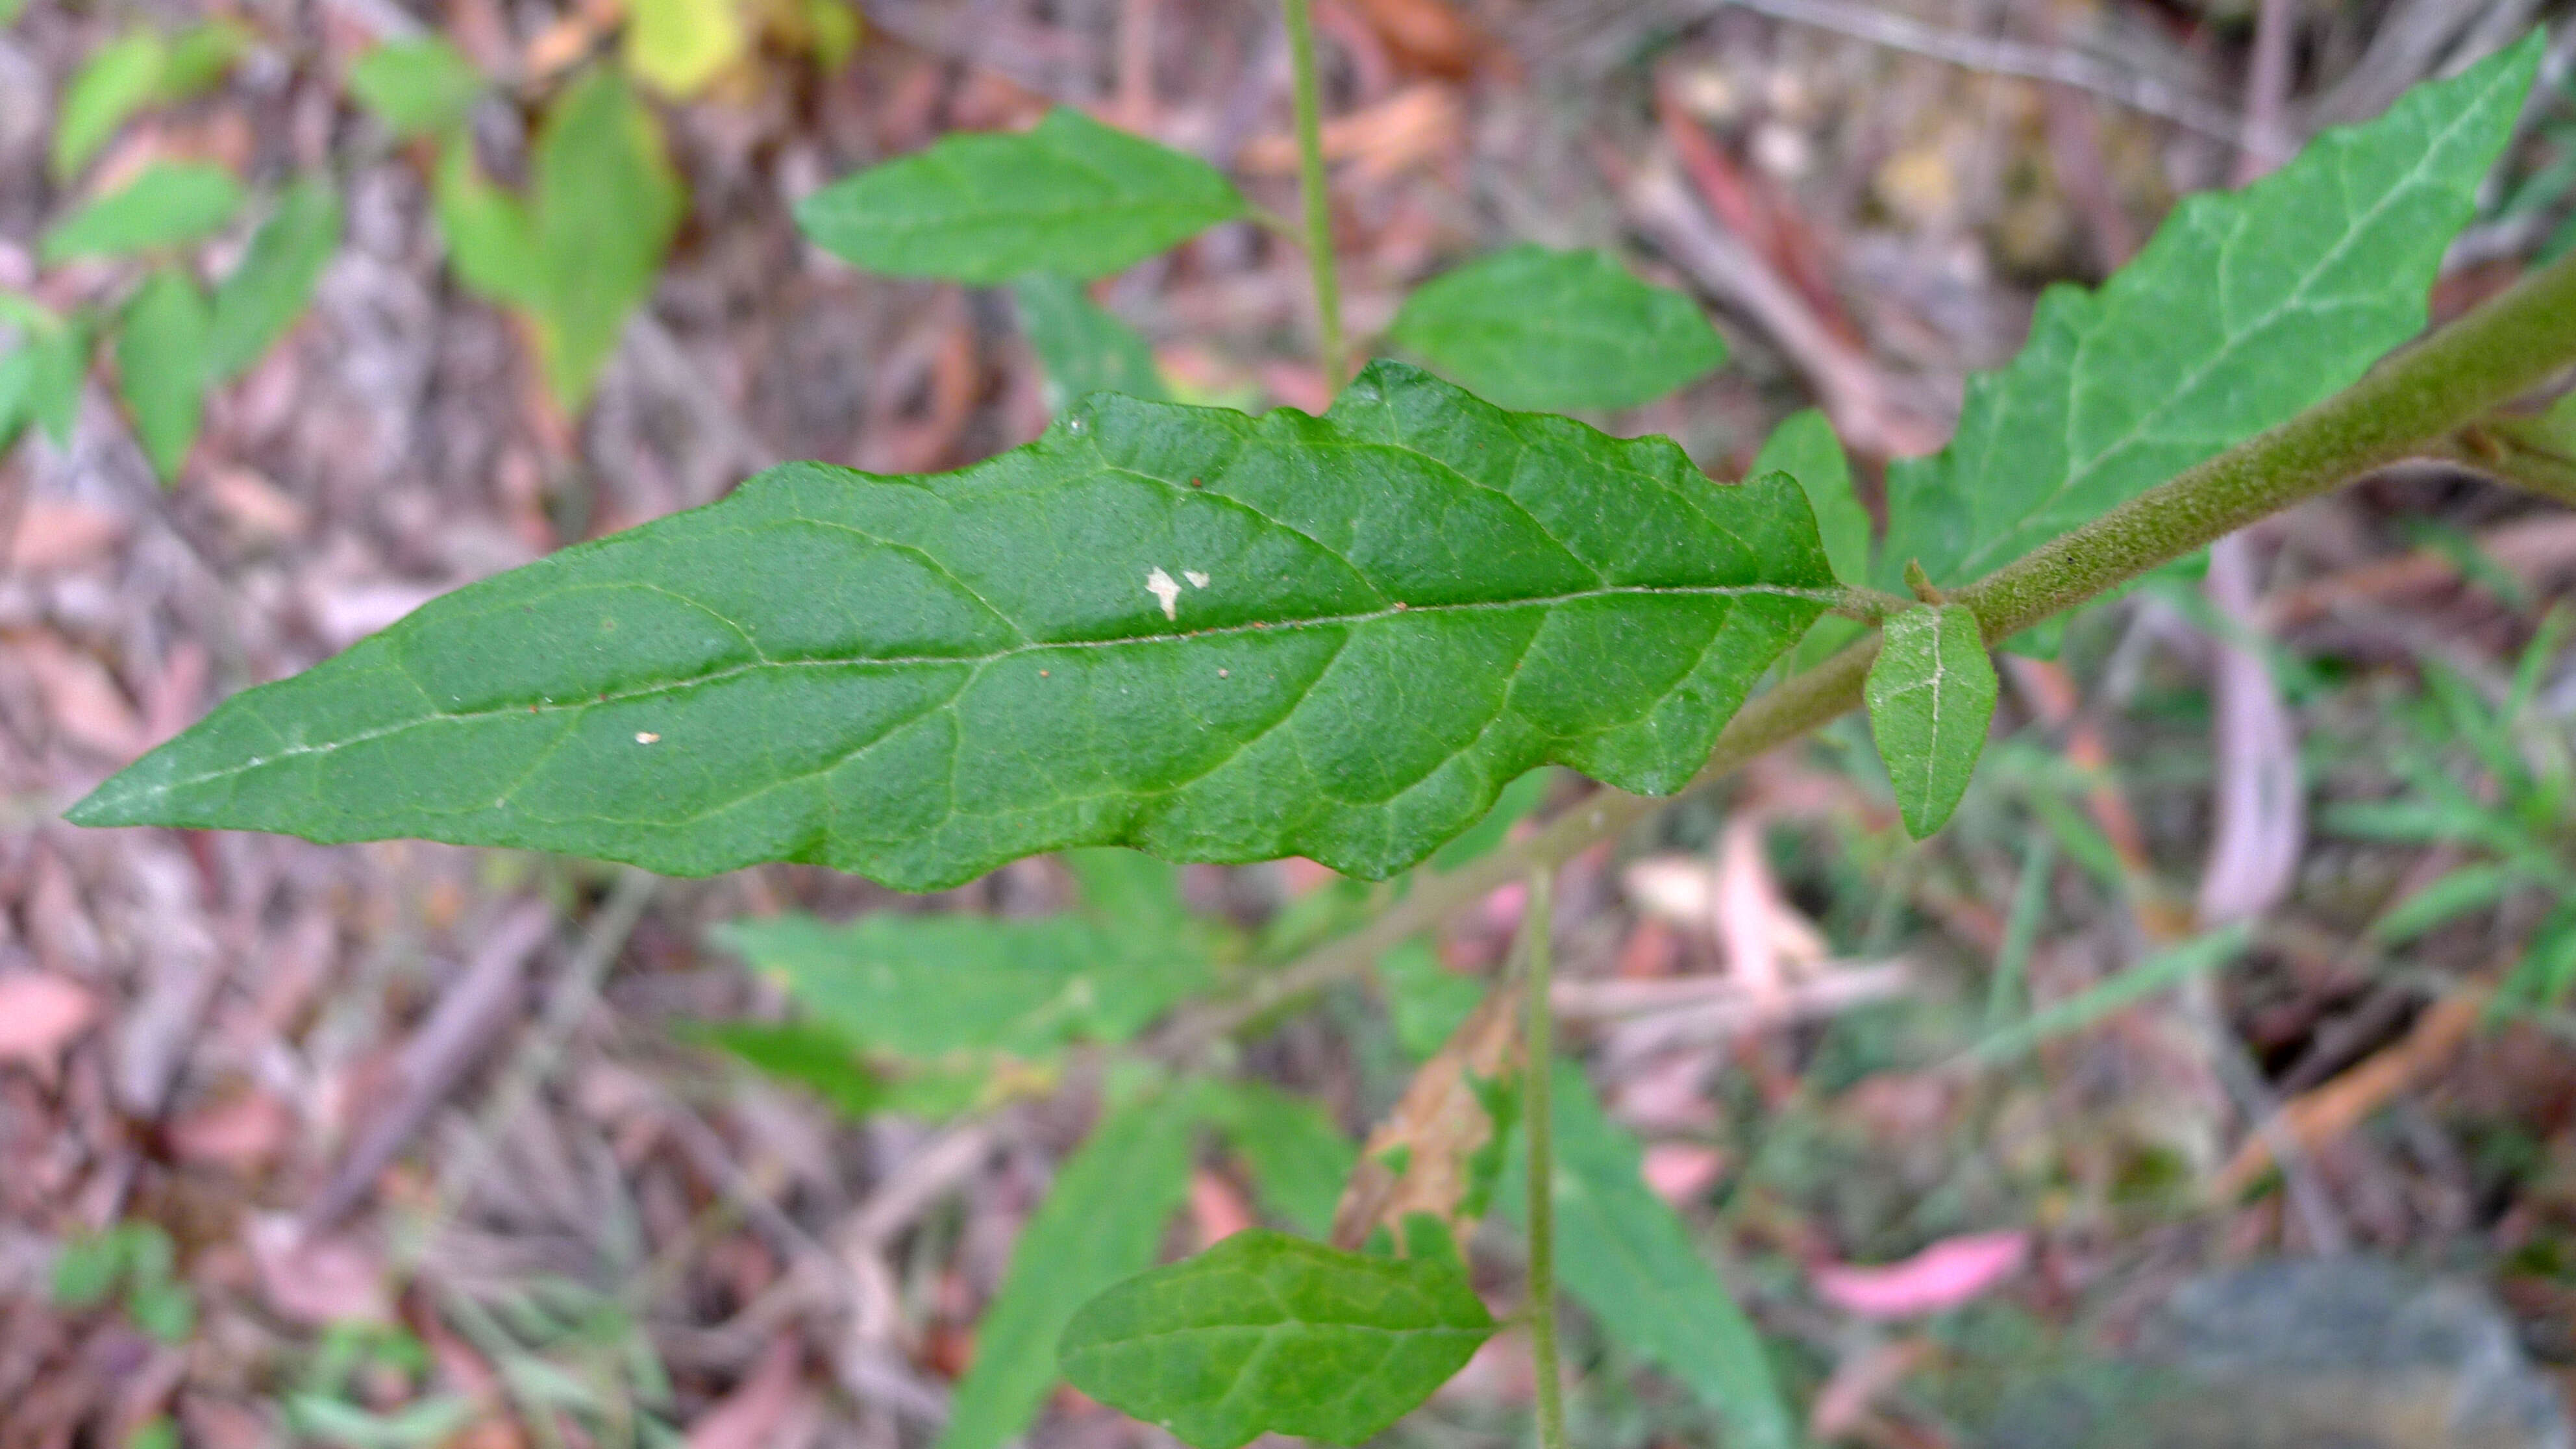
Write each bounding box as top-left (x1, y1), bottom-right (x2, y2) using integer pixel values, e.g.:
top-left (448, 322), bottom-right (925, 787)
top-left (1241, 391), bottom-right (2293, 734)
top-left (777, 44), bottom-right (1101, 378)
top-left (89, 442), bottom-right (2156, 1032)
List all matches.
top-left (1812, 1230), bottom-right (2029, 1319)
top-left (0, 972), bottom-right (101, 1075)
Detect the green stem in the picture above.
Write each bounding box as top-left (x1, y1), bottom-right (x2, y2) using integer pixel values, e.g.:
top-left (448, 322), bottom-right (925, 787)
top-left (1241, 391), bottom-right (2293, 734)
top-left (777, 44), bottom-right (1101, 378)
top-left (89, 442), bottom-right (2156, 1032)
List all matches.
top-left (1281, 0), bottom-right (1346, 383)
top-left (1520, 866), bottom-right (1566, 1449)
top-left (1161, 249), bottom-right (2576, 1056)
top-left (1956, 253), bottom-right (2576, 641)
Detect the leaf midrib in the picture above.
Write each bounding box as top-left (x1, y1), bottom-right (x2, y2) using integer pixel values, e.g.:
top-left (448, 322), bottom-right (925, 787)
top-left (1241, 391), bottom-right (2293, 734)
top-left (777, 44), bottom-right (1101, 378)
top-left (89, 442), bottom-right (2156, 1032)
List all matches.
top-left (123, 579), bottom-right (1839, 800)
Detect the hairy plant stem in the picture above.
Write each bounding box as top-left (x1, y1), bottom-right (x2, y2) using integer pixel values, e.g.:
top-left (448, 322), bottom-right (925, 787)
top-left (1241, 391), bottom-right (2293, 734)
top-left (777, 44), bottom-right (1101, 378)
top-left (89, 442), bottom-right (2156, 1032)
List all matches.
top-left (1159, 249), bottom-right (2576, 1054)
top-left (1281, 0), bottom-right (1347, 382)
top-left (1519, 867), bottom-right (1567, 1449)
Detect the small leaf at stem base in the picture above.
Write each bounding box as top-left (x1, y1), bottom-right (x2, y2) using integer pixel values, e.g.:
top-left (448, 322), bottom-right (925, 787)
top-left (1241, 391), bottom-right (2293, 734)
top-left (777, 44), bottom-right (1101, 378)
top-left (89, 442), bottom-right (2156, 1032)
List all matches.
top-left (1866, 603), bottom-right (1997, 839)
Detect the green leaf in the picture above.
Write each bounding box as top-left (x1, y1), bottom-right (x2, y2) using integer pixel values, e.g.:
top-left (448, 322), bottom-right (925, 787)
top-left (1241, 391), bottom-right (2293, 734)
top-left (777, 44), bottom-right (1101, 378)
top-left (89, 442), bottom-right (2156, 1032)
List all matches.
top-left (42, 162), bottom-right (245, 264)
top-left (802, 0), bottom-right (860, 71)
top-left (1753, 408), bottom-right (1866, 586)
top-left (156, 22), bottom-right (247, 100)
top-left (206, 179), bottom-right (342, 382)
top-left (1879, 36), bottom-right (2541, 593)
top-left (685, 1021), bottom-right (884, 1117)
top-left (118, 1221), bottom-right (175, 1285)
top-left (1383, 245), bottom-right (1725, 412)
top-left (795, 107), bottom-right (1245, 284)
top-left (1756, 408), bottom-right (1870, 669)
top-left (349, 38), bottom-right (487, 141)
top-left (939, 1091), bottom-right (1200, 1449)
top-left (75, 363), bottom-right (1837, 889)
top-left (125, 1417), bottom-right (179, 1449)
top-left (1865, 603), bottom-right (1998, 838)
top-left (1202, 1080), bottom-right (1357, 1237)
top-left (1061, 847), bottom-right (1196, 937)
top-left (2370, 861), bottom-right (2529, 944)
top-left (125, 1276), bottom-right (197, 1344)
top-left (1423, 765), bottom-right (1553, 872)
top-left (526, 68), bottom-right (685, 410)
top-left (21, 321), bottom-right (92, 447)
top-left (432, 136), bottom-right (543, 308)
top-left (625, 0), bottom-right (749, 97)
top-left (285, 1394), bottom-right (478, 1449)
top-left (53, 29), bottom-right (167, 180)
top-left (0, 347), bottom-right (27, 452)
top-left (51, 1232), bottom-right (127, 1308)
top-left (1378, 938), bottom-right (1482, 1061)
top-left (116, 269), bottom-right (211, 483)
top-left (1057, 1228), bottom-right (1496, 1449)
top-left (1, 0), bottom-right (27, 26)
top-left (2503, 903), bottom-right (2576, 1011)
top-left (1963, 923), bottom-right (2254, 1069)
top-left (1011, 273), bottom-right (1167, 412)
top-left (1504, 1065), bottom-right (1794, 1449)
top-left (715, 910), bottom-right (1209, 1059)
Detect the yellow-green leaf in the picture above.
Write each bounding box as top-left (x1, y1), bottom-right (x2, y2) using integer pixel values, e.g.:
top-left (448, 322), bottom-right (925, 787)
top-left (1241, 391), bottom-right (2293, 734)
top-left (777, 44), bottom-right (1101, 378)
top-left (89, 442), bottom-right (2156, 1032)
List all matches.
top-left (53, 30), bottom-right (168, 180)
top-left (625, 0), bottom-right (749, 96)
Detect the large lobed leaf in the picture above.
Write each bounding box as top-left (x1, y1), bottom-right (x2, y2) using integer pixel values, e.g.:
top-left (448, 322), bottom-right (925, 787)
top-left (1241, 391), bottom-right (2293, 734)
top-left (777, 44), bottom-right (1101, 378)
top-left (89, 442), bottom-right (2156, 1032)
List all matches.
top-left (1877, 35), bottom-right (2541, 593)
top-left (1058, 1228), bottom-right (1496, 1449)
top-left (1384, 245), bottom-right (1726, 413)
top-left (74, 364), bottom-right (1836, 891)
top-left (795, 108), bottom-right (1246, 285)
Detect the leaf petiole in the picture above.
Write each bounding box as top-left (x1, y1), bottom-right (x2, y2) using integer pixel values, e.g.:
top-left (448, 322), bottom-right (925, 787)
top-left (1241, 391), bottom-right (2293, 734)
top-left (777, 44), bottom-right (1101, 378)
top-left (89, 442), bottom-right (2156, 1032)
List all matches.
top-left (1519, 866), bottom-right (1567, 1449)
top-left (1280, 0), bottom-right (1346, 383)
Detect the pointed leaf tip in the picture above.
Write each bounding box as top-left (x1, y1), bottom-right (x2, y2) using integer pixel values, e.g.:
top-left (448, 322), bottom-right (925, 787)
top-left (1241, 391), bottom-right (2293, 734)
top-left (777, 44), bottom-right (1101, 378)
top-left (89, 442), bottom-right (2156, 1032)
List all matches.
top-left (1879, 34), bottom-right (2544, 594)
top-left (76, 364), bottom-right (1836, 889)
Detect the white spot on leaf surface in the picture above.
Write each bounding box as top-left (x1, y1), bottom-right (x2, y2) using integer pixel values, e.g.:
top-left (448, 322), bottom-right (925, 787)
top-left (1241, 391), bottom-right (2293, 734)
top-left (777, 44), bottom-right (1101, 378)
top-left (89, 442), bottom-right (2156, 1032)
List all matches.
top-left (635, 732), bottom-right (661, 744)
top-left (1184, 571), bottom-right (1210, 589)
top-left (1146, 567), bottom-right (1182, 621)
